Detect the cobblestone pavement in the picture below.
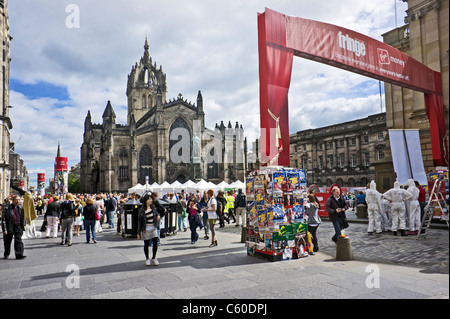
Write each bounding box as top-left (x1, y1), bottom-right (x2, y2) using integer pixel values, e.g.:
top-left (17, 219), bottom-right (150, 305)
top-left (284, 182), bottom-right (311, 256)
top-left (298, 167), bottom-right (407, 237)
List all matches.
top-left (0, 215), bottom-right (447, 300)
top-left (218, 220), bottom-right (449, 274)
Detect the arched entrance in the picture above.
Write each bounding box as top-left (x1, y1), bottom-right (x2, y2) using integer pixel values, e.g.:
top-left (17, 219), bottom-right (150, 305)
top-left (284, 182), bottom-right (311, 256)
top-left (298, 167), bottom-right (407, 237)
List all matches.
top-left (258, 8), bottom-right (446, 167)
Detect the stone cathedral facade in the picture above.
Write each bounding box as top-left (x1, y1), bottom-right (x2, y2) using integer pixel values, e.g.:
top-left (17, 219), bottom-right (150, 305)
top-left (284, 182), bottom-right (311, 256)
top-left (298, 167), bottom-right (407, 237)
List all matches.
top-left (80, 39), bottom-right (246, 193)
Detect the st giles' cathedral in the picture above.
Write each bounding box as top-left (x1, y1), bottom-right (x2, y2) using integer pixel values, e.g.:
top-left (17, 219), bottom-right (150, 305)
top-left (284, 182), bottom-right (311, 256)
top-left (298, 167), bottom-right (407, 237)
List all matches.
top-left (80, 38), bottom-right (247, 193)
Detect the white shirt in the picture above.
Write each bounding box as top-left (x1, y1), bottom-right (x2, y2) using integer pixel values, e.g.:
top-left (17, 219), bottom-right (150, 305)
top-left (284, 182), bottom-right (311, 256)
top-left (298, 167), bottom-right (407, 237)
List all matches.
top-left (207, 198), bottom-right (218, 219)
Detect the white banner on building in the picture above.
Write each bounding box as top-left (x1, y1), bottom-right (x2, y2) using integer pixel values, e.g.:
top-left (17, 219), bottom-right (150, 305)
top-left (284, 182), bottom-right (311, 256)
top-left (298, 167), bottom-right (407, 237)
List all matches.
top-left (389, 129), bottom-right (427, 185)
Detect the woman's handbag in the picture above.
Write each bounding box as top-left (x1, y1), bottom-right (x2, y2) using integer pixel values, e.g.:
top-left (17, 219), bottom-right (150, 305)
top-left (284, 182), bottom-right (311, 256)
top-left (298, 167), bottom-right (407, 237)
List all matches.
top-left (95, 211), bottom-right (101, 221)
top-left (181, 207), bottom-right (188, 218)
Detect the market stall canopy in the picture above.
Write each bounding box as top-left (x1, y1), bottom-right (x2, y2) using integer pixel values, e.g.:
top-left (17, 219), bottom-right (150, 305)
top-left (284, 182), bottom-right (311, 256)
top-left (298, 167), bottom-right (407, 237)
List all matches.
top-left (229, 180), bottom-right (245, 190)
top-left (128, 183), bottom-right (144, 195)
top-left (183, 180), bottom-right (197, 194)
top-left (215, 181), bottom-right (230, 190)
top-left (171, 180), bottom-right (183, 193)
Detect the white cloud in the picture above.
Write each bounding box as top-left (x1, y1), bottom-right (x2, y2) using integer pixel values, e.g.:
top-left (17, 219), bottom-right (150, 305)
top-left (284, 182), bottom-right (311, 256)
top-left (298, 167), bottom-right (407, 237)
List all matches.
top-left (7, 0), bottom-right (407, 186)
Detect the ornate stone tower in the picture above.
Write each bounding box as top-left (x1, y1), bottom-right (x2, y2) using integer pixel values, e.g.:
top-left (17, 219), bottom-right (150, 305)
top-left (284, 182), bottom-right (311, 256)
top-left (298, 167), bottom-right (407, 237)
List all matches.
top-left (126, 37), bottom-right (167, 125)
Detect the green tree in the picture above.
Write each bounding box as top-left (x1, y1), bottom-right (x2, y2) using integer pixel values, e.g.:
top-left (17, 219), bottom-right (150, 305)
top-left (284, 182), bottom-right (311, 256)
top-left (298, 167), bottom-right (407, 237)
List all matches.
top-left (68, 174), bottom-right (81, 194)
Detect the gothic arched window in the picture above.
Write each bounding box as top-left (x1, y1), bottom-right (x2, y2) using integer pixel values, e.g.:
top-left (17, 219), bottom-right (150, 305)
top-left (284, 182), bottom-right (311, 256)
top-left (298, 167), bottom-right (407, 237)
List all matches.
top-left (119, 148), bottom-right (129, 181)
top-left (169, 117), bottom-right (191, 164)
top-left (139, 144), bottom-right (152, 184)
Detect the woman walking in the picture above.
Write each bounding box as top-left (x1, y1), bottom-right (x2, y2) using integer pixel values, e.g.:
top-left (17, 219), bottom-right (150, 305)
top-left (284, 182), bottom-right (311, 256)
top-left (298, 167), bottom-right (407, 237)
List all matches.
top-left (187, 197), bottom-right (201, 244)
top-left (305, 194), bottom-right (321, 253)
top-left (202, 189), bottom-right (218, 247)
top-left (137, 194), bottom-right (160, 266)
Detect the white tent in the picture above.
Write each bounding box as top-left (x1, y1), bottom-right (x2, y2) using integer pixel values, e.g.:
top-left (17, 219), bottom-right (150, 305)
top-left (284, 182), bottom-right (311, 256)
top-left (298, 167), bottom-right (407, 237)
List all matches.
top-left (171, 180), bottom-right (183, 193)
top-left (128, 183), bottom-right (144, 195)
top-left (180, 180), bottom-right (195, 194)
top-left (157, 181), bottom-right (172, 195)
top-left (150, 182), bottom-right (160, 189)
top-left (215, 181), bottom-right (230, 190)
top-left (229, 180), bottom-right (245, 191)
top-left (193, 179), bottom-right (212, 192)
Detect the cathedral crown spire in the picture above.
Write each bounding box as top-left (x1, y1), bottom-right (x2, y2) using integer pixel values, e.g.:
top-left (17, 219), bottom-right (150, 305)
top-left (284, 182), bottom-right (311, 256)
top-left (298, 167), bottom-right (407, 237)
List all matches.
top-left (143, 36), bottom-right (150, 62)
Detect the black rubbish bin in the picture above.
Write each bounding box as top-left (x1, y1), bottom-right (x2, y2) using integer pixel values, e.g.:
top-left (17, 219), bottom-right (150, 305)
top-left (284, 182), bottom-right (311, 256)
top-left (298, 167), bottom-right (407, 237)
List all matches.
top-left (121, 198), bottom-right (141, 238)
top-left (158, 200), bottom-right (178, 238)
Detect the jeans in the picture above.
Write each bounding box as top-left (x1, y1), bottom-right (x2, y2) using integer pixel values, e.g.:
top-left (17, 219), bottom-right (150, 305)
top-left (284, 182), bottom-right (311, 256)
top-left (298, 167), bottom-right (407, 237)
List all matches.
top-left (107, 210), bottom-right (115, 228)
top-left (178, 215), bottom-right (187, 230)
top-left (84, 219), bottom-right (97, 242)
top-left (61, 217), bottom-right (74, 244)
top-left (331, 218), bottom-right (345, 243)
top-left (189, 215), bottom-right (200, 242)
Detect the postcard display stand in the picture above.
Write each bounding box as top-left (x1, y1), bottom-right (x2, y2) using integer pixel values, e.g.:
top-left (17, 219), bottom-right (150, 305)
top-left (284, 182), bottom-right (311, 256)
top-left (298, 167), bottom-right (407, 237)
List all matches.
top-left (245, 167), bottom-right (310, 262)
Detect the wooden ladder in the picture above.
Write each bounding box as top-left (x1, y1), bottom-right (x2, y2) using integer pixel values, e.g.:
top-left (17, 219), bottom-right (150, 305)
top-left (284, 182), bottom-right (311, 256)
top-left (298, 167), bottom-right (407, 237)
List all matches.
top-left (417, 178), bottom-right (449, 239)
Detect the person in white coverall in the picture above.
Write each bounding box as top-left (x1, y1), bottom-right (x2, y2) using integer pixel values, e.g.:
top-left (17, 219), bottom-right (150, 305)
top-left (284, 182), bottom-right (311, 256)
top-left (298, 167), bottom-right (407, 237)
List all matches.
top-left (382, 181), bottom-right (412, 236)
top-left (380, 197), bottom-right (392, 231)
top-left (365, 180), bottom-right (382, 234)
top-left (406, 179), bottom-right (421, 234)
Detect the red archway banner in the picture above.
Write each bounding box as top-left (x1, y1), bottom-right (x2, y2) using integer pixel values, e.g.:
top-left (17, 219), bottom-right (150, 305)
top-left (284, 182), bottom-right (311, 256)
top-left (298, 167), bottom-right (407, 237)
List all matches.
top-left (258, 8), bottom-right (447, 166)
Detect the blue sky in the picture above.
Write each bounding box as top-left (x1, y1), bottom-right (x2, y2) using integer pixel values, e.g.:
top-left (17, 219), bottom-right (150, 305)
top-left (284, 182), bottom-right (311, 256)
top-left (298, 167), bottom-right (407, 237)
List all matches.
top-left (7, 0), bottom-right (407, 188)
top-left (10, 79), bottom-right (70, 102)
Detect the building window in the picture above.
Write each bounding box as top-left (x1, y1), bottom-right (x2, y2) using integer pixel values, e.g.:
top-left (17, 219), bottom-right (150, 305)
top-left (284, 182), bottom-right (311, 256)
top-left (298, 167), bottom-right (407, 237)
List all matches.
top-left (338, 154), bottom-right (345, 168)
top-left (351, 137), bottom-right (356, 145)
top-left (207, 161), bottom-right (219, 179)
top-left (302, 157), bottom-right (308, 169)
top-left (377, 132), bottom-right (384, 141)
top-left (350, 154), bottom-right (357, 168)
top-left (302, 144), bottom-right (306, 152)
top-left (328, 141), bottom-right (333, 149)
top-left (363, 152), bottom-right (370, 167)
top-left (317, 143), bottom-right (322, 151)
top-left (376, 149), bottom-right (385, 161)
top-left (139, 145), bottom-right (152, 184)
top-left (119, 148), bottom-right (129, 181)
top-left (318, 156), bottom-right (323, 169)
top-left (363, 135), bottom-right (369, 144)
top-left (327, 155), bottom-right (334, 169)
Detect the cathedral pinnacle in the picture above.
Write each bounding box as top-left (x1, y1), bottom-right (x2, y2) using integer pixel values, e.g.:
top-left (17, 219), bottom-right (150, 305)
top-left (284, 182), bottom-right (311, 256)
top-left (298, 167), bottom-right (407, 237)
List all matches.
top-left (143, 36), bottom-right (150, 61)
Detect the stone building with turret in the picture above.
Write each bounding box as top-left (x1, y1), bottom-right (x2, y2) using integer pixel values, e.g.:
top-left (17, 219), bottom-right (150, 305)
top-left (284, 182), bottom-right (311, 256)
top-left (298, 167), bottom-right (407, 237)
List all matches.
top-left (80, 38), bottom-right (246, 193)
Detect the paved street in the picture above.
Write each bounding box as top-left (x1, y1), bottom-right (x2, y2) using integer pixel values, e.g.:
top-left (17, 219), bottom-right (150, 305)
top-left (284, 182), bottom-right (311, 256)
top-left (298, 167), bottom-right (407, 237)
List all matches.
top-left (0, 215), bottom-right (448, 301)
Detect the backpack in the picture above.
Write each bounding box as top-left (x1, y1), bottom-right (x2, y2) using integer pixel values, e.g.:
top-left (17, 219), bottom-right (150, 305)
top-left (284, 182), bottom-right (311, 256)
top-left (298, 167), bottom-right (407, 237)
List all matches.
top-left (215, 197), bottom-right (223, 216)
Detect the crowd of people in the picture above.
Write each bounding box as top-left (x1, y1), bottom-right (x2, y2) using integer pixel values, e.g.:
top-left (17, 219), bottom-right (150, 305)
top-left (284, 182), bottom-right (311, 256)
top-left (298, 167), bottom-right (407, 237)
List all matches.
top-left (301, 179), bottom-right (431, 254)
top-left (0, 188), bottom-right (246, 266)
top-left (0, 179), bottom-right (434, 264)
